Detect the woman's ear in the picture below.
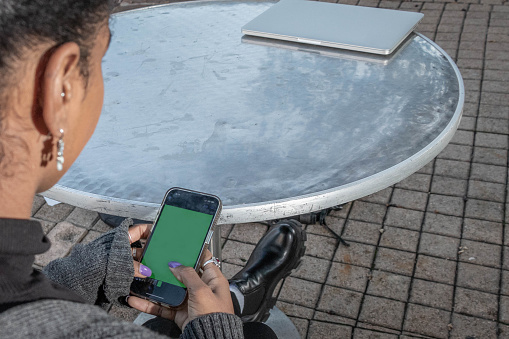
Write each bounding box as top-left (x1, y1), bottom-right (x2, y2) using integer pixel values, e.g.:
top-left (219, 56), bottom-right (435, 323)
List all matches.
top-left (40, 42), bottom-right (81, 138)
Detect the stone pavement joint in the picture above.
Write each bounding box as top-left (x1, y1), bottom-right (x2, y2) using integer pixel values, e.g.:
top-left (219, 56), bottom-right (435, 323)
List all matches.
top-left (33, 0), bottom-right (509, 338)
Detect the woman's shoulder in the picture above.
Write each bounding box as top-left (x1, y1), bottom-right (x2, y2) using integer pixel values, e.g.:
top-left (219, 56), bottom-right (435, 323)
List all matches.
top-left (0, 299), bottom-right (165, 339)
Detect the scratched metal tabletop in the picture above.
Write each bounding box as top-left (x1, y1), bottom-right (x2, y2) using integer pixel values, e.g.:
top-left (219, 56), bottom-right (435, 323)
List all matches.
top-left (44, 0), bottom-right (464, 224)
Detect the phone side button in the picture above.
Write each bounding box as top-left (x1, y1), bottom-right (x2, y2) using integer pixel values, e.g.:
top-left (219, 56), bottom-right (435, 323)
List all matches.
top-left (205, 230), bottom-right (214, 244)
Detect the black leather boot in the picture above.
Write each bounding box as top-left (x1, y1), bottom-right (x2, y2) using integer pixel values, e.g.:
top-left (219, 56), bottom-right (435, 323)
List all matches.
top-left (229, 219), bottom-right (306, 323)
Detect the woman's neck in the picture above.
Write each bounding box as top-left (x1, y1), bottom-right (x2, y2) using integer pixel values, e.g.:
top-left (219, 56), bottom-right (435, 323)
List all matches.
top-left (0, 177), bottom-right (35, 219)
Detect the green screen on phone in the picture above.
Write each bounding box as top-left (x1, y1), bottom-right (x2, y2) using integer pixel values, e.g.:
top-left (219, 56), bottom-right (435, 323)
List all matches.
top-left (141, 205), bottom-right (213, 288)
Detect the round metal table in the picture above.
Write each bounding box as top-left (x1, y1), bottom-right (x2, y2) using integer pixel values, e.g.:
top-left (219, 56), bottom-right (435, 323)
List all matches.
top-left (43, 0), bottom-right (464, 225)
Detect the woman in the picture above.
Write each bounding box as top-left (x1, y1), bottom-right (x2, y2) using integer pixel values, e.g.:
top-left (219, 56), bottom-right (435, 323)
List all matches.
top-left (0, 1), bottom-right (305, 338)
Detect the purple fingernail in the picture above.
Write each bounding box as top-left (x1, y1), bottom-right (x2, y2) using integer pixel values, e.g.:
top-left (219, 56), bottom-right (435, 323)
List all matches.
top-left (168, 261), bottom-right (182, 268)
top-left (140, 264), bottom-right (152, 277)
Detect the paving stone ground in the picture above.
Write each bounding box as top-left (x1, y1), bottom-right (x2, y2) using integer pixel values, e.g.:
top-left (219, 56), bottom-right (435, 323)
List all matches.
top-left (33, 0), bottom-right (509, 337)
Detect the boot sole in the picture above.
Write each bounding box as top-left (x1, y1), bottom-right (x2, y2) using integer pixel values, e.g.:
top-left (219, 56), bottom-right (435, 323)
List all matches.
top-left (244, 219), bottom-right (307, 323)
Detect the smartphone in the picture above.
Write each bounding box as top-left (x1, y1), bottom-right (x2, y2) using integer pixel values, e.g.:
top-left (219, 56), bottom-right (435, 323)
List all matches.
top-left (130, 187), bottom-right (222, 308)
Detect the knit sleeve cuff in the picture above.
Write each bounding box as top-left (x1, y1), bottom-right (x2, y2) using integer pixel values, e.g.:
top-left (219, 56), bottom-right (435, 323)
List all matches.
top-left (103, 218), bottom-right (135, 306)
top-left (43, 218), bottom-right (134, 305)
top-left (181, 313), bottom-right (244, 339)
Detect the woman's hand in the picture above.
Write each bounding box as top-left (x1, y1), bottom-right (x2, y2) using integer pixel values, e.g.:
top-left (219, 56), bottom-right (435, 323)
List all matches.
top-left (127, 249), bottom-right (234, 330)
top-left (128, 224), bottom-right (153, 278)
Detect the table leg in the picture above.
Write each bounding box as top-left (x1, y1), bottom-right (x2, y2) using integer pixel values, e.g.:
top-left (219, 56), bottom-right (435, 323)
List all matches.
top-left (209, 225), bottom-right (222, 268)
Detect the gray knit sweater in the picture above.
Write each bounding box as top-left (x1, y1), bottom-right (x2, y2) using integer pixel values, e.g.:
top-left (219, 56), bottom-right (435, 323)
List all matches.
top-left (0, 219), bottom-right (243, 338)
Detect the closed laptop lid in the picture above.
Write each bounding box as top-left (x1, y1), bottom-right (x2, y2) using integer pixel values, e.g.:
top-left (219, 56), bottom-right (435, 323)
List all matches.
top-left (241, 0), bottom-right (424, 55)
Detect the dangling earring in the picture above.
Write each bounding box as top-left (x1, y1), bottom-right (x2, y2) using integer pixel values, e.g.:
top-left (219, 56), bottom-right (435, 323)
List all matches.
top-left (56, 129), bottom-right (65, 171)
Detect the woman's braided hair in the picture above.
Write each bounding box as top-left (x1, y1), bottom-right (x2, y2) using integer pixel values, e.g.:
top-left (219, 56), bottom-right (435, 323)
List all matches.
top-left (0, 0), bottom-right (118, 83)
top-left (0, 0), bottom-right (118, 174)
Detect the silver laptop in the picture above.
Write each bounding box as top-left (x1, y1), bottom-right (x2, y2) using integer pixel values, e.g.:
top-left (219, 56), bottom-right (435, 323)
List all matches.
top-left (241, 0), bottom-right (424, 55)
top-left (241, 35), bottom-right (414, 65)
